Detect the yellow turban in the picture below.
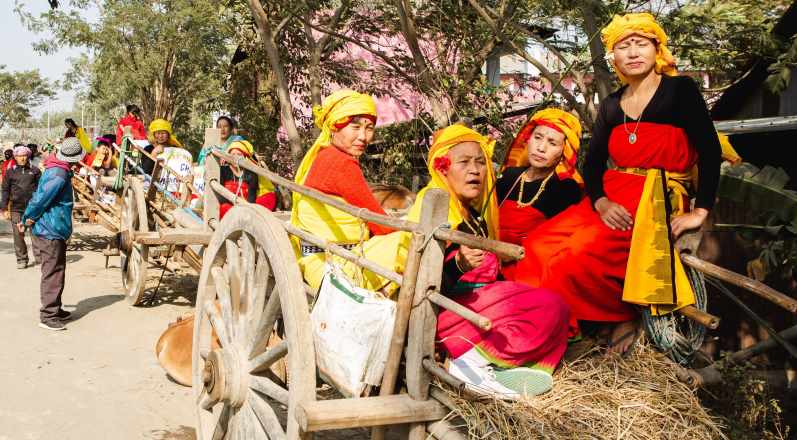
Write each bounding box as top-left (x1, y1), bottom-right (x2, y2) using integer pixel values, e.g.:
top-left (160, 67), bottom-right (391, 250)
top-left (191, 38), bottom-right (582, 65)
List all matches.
top-left (503, 108), bottom-right (583, 185)
top-left (601, 13), bottom-right (677, 84)
top-left (408, 124), bottom-right (499, 239)
top-left (227, 139), bottom-right (276, 195)
top-left (148, 119), bottom-right (183, 148)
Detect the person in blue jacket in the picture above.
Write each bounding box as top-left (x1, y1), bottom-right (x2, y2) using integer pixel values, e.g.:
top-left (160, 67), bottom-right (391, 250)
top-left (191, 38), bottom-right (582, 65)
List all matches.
top-left (21, 137), bottom-right (85, 331)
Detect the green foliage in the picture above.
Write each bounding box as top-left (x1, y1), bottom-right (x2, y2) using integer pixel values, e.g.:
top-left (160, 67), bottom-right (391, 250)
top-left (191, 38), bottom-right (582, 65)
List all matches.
top-left (664, 0), bottom-right (791, 88)
top-left (0, 65), bottom-right (55, 129)
top-left (766, 35), bottom-right (797, 94)
top-left (16, 0), bottom-right (233, 150)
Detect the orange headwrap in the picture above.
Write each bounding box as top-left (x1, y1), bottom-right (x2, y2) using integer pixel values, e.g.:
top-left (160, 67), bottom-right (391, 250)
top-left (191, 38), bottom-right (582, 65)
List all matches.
top-left (503, 108), bottom-right (583, 185)
top-left (602, 13), bottom-right (677, 84)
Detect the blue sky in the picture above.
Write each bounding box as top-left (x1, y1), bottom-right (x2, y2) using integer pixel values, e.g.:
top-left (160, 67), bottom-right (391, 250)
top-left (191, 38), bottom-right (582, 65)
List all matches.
top-left (0, 1), bottom-right (98, 115)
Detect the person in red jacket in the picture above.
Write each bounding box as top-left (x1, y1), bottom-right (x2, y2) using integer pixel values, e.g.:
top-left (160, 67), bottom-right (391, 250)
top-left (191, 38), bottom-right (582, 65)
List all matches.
top-left (115, 104), bottom-right (147, 142)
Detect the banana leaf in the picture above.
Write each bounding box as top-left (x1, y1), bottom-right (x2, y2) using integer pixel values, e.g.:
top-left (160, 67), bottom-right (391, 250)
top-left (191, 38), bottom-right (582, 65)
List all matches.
top-left (717, 162), bottom-right (797, 225)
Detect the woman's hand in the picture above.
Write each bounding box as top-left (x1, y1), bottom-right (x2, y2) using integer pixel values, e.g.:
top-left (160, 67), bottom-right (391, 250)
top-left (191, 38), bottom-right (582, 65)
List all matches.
top-left (456, 245), bottom-right (485, 272)
top-left (671, 208), bottom-right (709, 238)
top-left (595, 197), bottom-right (633, 231)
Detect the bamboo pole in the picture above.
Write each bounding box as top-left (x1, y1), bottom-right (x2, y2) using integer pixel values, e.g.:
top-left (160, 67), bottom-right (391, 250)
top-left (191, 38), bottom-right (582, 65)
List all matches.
top-left (427, 291), bottom-right (491, 331)
top-left (209, 150), bottom-right (524, 261)
top-left (681, 254), bottom-right (797, 314)
top-left (676, 305), bottom-right (720, 330)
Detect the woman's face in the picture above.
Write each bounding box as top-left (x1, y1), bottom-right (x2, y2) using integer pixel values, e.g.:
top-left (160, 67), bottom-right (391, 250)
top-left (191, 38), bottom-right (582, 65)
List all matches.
top-left (14, 155), bottom-right (28, 166)
top-left (331, 116), bottom-right (375, 158)
top-left (612, 34), bottom-right (658, 80)
top-left (527, 125), bottom-right (565, 170)
top-left (154, 130), bottom-right (170, 145)
top-left (443, 141), bottom-right (487, 203)
top-left (217, 118), bottom-right (233, 141)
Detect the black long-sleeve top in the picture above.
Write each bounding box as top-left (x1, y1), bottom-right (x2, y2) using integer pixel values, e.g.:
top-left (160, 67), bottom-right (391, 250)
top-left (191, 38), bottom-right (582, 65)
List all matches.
top-left (496, 167), bottom-right (582, 217)
top-left (583, 75), bottom-right (721, 210)
top-left (218, 165), bottom-right (258, 204)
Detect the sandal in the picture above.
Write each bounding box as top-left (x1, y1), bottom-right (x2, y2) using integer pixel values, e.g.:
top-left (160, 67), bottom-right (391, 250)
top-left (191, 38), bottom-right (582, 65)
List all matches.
top-left (607, 323), bottom-right (642, 358)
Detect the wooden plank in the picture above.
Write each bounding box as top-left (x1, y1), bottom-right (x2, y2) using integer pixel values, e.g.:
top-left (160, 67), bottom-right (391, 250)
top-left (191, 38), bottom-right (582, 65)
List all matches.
top-left (713, 115), bottom-right (797, 134)
top-left (681, 254), bottom-right (797, 314)
top-left (203, 155), bottom-right (221, 226)
top-left (146, 159), bottom-right (163, 202)
top-left (133, 229), bottom-right (212, 246)
top-left (295, 395), bottom-right (448, 432)
top-left (434, 228), bottom-right (524, 261)
top-left (426, 420), bottom-right (467, 440)
top-left (405, 189), bottom-right (449, 440)
top-left (171, 207), bottom-right (204, 229)
top-left (372, 232), bottom-right (424, 440)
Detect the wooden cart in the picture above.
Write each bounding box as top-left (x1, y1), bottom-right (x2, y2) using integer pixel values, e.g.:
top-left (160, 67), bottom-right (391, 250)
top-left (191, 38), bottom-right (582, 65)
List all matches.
top-left (188, 148), bottom-right (756, 439)
top-left (115, 131), bottom-right (208, 305)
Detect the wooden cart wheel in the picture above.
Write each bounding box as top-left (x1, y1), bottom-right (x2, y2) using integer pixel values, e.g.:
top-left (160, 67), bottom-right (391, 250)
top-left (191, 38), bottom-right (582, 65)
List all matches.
top-left (120, 178), bottom-right (150, 306)
top-left (193, 204), bottom-right (316, 440)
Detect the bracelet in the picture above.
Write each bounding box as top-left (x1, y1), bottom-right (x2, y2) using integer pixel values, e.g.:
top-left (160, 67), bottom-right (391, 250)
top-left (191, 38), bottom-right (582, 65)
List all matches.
top-left (454, 254), bottom-right (467, 273)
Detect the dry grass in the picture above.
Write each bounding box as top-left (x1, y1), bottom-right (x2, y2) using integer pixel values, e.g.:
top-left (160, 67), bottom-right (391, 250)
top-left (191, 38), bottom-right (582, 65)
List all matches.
top-left (437, 340), bottom-right (726, 440)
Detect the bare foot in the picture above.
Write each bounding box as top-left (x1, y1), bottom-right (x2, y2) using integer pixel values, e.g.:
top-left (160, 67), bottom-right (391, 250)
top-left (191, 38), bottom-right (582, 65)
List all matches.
top-left (607, 320), bottom-right (639, 355)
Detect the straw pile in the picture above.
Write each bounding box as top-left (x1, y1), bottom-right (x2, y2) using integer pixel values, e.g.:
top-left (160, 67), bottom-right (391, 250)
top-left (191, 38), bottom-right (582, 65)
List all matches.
top-left (437, 340), bottom-right (726, 440)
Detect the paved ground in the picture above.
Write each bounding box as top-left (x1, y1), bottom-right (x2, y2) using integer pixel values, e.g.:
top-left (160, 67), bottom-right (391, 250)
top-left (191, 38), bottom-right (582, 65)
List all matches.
top-left (0, 220), bottom-right (197, 440)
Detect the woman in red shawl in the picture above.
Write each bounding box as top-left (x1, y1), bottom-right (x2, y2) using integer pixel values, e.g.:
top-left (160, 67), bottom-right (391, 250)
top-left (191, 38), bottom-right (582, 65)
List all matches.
top-left (496, 108), bottom-right (582, 248)
top-left (510, 13), bottom-right (721, 354)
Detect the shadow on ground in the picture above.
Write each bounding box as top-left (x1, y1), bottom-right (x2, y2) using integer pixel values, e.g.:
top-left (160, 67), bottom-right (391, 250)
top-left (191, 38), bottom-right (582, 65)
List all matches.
top-left (147, 426), bottom-right (196, 440)
top-left (63, 294), bottom-right (125, 322)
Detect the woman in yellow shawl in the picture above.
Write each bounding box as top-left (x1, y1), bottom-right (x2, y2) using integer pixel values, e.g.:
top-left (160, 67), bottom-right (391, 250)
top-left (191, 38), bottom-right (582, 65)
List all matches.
top-left (396, 124), bottom-right (570, 399)
top-left (291, 90), bottom-right (394, 289)
top-left (511, 13), bottom-right (723, 354)
top-left (141, 118), bottom-right (189, 175)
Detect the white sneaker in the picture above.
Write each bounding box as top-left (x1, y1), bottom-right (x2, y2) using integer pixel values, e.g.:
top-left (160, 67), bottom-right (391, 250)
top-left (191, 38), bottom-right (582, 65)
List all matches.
top-left (448, 348), bottom-right (520, 400)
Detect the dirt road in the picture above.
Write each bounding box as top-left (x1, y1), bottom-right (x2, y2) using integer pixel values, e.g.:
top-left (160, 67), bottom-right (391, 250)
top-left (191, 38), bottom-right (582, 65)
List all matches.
top-left (0, 220), bottom-right (196, 440)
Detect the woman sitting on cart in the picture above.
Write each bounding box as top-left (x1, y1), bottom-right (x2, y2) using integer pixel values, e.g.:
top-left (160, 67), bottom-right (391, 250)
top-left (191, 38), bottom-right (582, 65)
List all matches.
top-left (291, 89), bottom-right (395, 289)
top-left (509, 13), bottom-right (722, 354)
top-left (84, 137), bottom-right (118, 176)
top-left (496, 108), bottom-right (583, 247)
top-left (392, 124), bottom-right (570, 399)
top-left (141, 118), bottom-right (190, 175)
top-left (218, 139), bottom-right (277, 217)
top-left (198, 115), bottom-right (241, 166)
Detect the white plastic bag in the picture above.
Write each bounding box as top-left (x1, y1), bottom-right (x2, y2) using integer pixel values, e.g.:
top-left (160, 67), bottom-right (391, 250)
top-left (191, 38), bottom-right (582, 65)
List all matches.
top-left (310, 263), bottom-right (396, 397)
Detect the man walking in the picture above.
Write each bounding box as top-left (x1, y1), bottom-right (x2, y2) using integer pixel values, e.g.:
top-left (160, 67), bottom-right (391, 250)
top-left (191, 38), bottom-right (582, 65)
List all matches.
top-left (1, 145), bottom-right (42, 269)
top-left (21, 138), bottom-right (85, 331)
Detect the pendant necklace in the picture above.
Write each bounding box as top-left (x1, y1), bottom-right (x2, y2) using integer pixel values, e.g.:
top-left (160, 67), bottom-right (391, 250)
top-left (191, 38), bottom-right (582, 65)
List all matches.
top-left (623, 94), bottom-right (647, 145)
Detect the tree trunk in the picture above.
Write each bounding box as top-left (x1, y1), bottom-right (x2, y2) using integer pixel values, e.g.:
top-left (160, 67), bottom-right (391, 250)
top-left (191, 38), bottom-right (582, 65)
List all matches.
top-left (581, 0), bottom-right (613, 105)
top-left (248, 0), bottom-right (304, 168)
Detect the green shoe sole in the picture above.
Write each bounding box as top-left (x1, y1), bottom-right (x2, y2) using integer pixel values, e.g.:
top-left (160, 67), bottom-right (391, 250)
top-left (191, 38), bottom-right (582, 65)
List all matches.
top-left (493, 367), bottom-right (553, 396)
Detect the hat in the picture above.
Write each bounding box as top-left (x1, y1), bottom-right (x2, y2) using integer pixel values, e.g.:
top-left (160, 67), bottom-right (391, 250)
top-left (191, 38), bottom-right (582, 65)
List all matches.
top-left (13, 146), bottom-right (31, 157)
top-left (57, 137), bottom-right (86, 163)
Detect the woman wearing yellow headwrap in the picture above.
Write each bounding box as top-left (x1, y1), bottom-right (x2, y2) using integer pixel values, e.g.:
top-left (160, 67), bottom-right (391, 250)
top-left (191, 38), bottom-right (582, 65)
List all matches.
top-left (291, 89), bottom-right (395, 289)
top-left (376, 124), bottom-right (570, 399)
top-left (142, 118), bottom-right (189, 175)
top-left (511, 12), bottom-right (723, 355)
top-left (496, 108), bottom-right (583, 248)
top-left (217, 139), bottom-right (277, 218)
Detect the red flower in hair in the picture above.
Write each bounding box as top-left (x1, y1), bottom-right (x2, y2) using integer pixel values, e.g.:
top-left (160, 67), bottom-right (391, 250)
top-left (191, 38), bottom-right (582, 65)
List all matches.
top-left (433, 156), bottom-right (451, 173)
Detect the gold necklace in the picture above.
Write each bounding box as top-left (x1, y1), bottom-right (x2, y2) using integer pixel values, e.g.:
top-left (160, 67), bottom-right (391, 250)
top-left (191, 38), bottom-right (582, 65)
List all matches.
top-left (516, 171), bottom-right (553, 208)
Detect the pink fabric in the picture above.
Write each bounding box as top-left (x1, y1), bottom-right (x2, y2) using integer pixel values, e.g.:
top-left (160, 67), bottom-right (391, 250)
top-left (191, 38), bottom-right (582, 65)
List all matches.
top-left (437, 282), bottom-right (570, 370)
top-left (45, 156), bottom-right (71, 172)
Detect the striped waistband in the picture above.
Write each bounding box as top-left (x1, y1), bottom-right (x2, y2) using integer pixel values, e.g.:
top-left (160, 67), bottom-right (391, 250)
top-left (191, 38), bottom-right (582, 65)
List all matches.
top-left (300, 241), bottom-right (356, 257)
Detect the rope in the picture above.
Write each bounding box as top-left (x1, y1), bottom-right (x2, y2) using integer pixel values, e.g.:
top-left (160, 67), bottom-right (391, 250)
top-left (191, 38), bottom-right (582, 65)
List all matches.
top-left (641, 266), bottom-right (707, 365)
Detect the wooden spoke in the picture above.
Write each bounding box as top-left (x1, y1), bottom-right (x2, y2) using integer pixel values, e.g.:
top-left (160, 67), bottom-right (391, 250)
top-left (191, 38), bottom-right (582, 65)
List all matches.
top-left (249, 340), bottom-right (288, 374)
top-left (210, 404), bottom-right (230, 440)
top-left (211, 266), bottom-right (235, 339)
top-left (200, 349), bottom-right (209, 361)
top-left (225, 238), bottom-right (242, 316)
top-left (250, 375), bottom-right (290, 406)
top-left (248, 285), bottom-right (281, 357)
top-left (246, 249), bottom-right (272, 341)
top-left (205, 302), bottom-right (231, 346)
top-left (249, 390), bottom-right (287, 440)
top-left (240, 402), bottom-right (262, 440)
top-left (198, 391), bottom-right (214, 411)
